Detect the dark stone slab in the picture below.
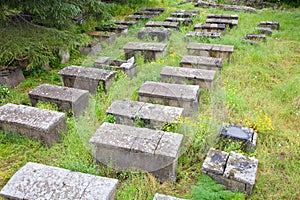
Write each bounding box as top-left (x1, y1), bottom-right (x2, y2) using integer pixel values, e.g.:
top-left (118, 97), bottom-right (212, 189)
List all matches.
top-left (194, 23), bottom-right (226, 35)
top-left (145, 21), bottom-right (180, 30)
top-left (160, 66), bottom-right (216, 89)
top-left (0, 66), bottom-right (25, 88)
top-left (135, 10), bottom-right (161, 16)
top-left (255, 27), bottom-right (272, 36)
top-left (112, 20), bottom-right (138, 27)
top-left (28, 84), bottom-right (89, 116)
top-left (0, 162), bottom-right (118, 199)
top-left (126, 15), bottom-right (154, 21)
top-left (106, 100), bottom-right (184, 129)
top-left (0, 103), bottom-right (66, 146)
top-left (89, 122), bottom-right (183, 182)
top-left (180, 55), bottom-right (223, 70)
top-left (58, 65), bottom-right (116, 94)
top-left (138, 27), bottom-right (171, 42)
top-left (141, 8), bottom-right (166, 12)
top-left (258, 21), bottom-right (280, 30)
top-left (245, 34), bottom-right (266, 42)
top-left (165, 17), bottom-right (192, 26)
top-left (138, 81), bottom-right (200, 115)
top-left (123, 42), bottom-right (167, 61)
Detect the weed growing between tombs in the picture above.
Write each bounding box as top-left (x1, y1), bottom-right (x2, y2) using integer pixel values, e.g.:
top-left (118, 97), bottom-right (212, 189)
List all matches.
top-left (0, 1), bottom-right (300, 199)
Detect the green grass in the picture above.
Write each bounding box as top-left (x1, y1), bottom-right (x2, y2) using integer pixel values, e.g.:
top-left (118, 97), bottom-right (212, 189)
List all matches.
top-left (1, 1), bottom-right (300, 199)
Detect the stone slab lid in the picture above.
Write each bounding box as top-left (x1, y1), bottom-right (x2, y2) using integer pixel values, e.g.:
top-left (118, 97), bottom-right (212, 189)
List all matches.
top-left (181, 55), bottom-right (223, 68)
top-left (139, 81), bottom-right (200, 101)
top-left (161, 66), bottom-right (216, 81)
top-left (58, 65), bottom-right (116, 80)
top-left (89, 122), bottom-right (183, 159)
top-left (124, 42), bottom-right (167, 51)
top-left (187, 42), bottom-right (234, 52)
top-left (28, 84), bottom-right (89, 102)
top-left (139, 27), bottom-right (171, 33)
top-left (221, 125), bottom-right (254, 141)
top-left (224, 151), bottom-right (258, 185)
top-left (145, 21), bottom-right (179, 29)
top-left (202, 148), bottom-right (229, 175)
top-left (207, 14), bottom-right (239, 19)
top-left (194, 23), bottom-right (226, 29)
top-left (0, 103), bottom-right (65, 131)
top-left (0, 162), bottom-right (118, 200)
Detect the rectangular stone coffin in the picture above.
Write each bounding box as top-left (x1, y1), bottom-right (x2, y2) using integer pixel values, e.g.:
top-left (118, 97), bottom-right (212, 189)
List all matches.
top-left (165, 17), bottom-right (192, 26)
top-left (135, 10), bottom-right (161, 16)
top-left (0, 103), bottom-right (66, 146)
top-left (255, 27), bottom-right (272, 36)
top-left (160, 66), bottom-right (216, 89)
top-left (106, 100), bottom-right (184, 129)
top-left (123, 42), bottom-right (167, 61)
top-left (206, 18), bottom-right (238, 28)
top-left (180, 55), bottom-right (222, 71)
top-left (145, 21), bottom-right (179, 30)
top-left (28, 84), bottom-right (89, 116)
top-left (171, 12), bottom-right (193, 18)
top-left (97, 25), bottom-right (128, 35)
top-left (194, 23), bottom-right (226, 35)
top-left (126, 15), bottom-right (153, 21)
top-left (185, 31), bottom-right (221, 40)
top-left (112, 20), bottom-right (138, 27)
top-left (153, 193), bottom-right (187, 200)
top-left (187, 42), bottom-right (234, 63)
top-left (90, 122), bottom-right (183, 182)
top-left (138, 81), bottom-right (200, 115)
top-left (138, 27), bottom-right (171, 42)
top-left (141, 8), bottom-right (166, 13)
top-left (94, 57), bottom-right (137, 78)
top-left (245, 34), bottom-right (266, 42)
top-left (85, 31), bottom-right (117, 45)
top-left (258, 21), bottom-right (280, 30)
top-left (0, 162), bottom-right (118, 200)
top-left (0, 66), bottom-right (25, 88)
top-left (207, 14), bottom-right (239, 20)
top-left (202, 148), bottom-right (258, 196)
top-left (58, 65), bottom-right (116, 93)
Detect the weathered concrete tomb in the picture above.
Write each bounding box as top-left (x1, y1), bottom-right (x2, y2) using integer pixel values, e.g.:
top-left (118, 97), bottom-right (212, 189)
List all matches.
top-left (255, 27), bottom-right (272, 36)
top-left (220, 124), bottom-right (257, 152)
top-left (94, 56), bottom-right (137, 78)
top-left (187, 42), bottom-right (234, 63)
top-left (160, 66), bottom-right (216, 90)
top-left (141, 8), bottom-right (166, 13)
top-left (97, 24), bottom-right (128, 35)
top-left (258, 21), bottom-right (280, 30)
top-left (106, 100), bottom-right (184, 129)
top-left (89, 122), bottom-right (184, 182)
top-left (145, 21), bottom-right (180, 30)
top-left (138, 81), bottom-right (200, 115)
top-left (126, 14), bottom-right (154, 21)
top-left (58, 65), bottom-right (116, 94)
top-left (244, 34), bottom-right (267, 43)
top-left (202, 148), bottom-right (258, 195)
top-left (123, 42), bottom-right (167, 61)
top-left (180, 55), bottom-right (223, 70)
top-left (85, 31), bottom-right (116, 45)
top-left (138, 27), bottom-right (171, 42)
top-left (28, 84), bottom-right (89, 116)
top-left (153, 193), bottom-right (187, 200)
top-left (165, 17), bottom-right (192, 26)
top-left (172, 10), bottom-right (199, 18)
top-left (185, 31), bottom-right (221, 39)
top-left (207, 14), bottom-right (239, 20)
top-left (135, 10), bottom-right (161, 16)
top-left (0, 162), bottom-right (118, 199)
top-left (0, 103), bottom-right (66, 146)
top-left (0, 66), bottom-right (25, 88)
top-left (206, 18), bottom-right (238, 28)
top-left (194, 23), bottom-right (226, 35)
top-left (79, 41), bottom-right (101, 56)
top-left (112, 20), bottom-right (138, 27)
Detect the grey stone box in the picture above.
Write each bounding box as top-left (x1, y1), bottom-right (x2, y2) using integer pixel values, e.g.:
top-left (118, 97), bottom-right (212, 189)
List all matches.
top-left (0, 66), bottom-right (25, 88)
top-left (202, 148), bottom-right (258, 196)
top-left (89, 122), bottom-right (184, 182)
top-left (94, 56), bottom-right (137, 78)
top-left (112, 20), bottom-right (138, 27)
top-left (206, 18), bottom-right (238, 28)
top-left (135, 10), bottom-right (161, 16)
top-left (138, 81), bottom-right (200, 116)
top-left (174, 9), bottom-right (199, 15)
top-left (187, 42), bottom-right (234, 63)
top-left (58, 65), bottom-right (116, 93)
top-left (153, 193), bottom-right (187, 200)
top-left (180, 55), bottom-right (223, 71)
top-left (194, 23), bottom-right (226, 35)
top-left (171, 12), bottom-right (193, 18)
top-left (141, 8), bottom-right (166, 13)
top-left (0, 162), bottom-right (118, 200)
top-left (98, 25), bottom-right (128, 35)
top-left (0, 103), bottom-right (66, 146)
top-left (165, 17), bottom-right (192, 26)
top-left (160, 66), bottom-right (216, 89)
top-left (126, 15), bottom-right (153, 21)
top-left (220, 124), bottom-right (257, 152)
top-left (79, 41), bottom-right (102, 56)
top-left (123, 42), bottom-right (167, 61)
top-left (28, 84), bottom-right (89, 116)
top-left (185, 31), bottom-right (221, 39)
top-left (258, 21), bottom-right (280, 30)
top-left (255, 27), bottom-right (272, 36)
top-left (85, 31), bottom-right (117, 45)
top-left (207, 14), bottom-right (239, 20)
top-left (145, 21), bottom-right (180, 30)
top-left (138, 27), bottom-right (171, 42)
top-left (106, 100), bottom-right (184, 129)
top-left (245, 34), bottom-right (266, 43)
